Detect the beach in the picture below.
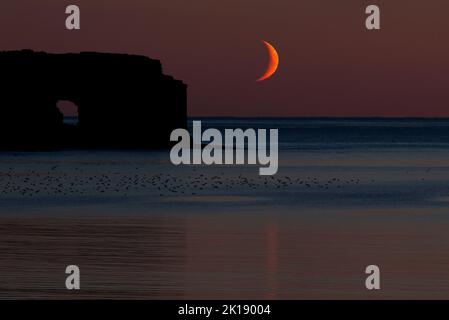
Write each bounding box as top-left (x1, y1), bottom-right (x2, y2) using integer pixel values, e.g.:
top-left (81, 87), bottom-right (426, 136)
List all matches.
top-left (2, 118), bottom-right (449, 299)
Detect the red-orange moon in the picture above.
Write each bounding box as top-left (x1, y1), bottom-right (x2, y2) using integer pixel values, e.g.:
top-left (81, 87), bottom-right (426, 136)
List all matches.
top-left (257, 40), bottom-right (279, 82)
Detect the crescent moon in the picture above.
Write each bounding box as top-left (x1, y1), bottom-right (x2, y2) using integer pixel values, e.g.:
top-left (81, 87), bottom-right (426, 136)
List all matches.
top-left (257, 40), bottom-right (279, 82)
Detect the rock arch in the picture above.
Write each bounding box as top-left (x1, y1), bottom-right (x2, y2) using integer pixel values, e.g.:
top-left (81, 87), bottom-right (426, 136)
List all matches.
top-left (0, 50), bottom-right (187, 150)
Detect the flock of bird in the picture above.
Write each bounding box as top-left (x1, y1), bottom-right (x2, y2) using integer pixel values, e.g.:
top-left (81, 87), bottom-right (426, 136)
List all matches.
top-left (0, 165), bottom-right (373, 198)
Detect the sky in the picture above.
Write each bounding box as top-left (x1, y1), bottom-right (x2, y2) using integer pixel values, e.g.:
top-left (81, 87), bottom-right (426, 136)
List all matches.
top-left (1, 0), bottom-right (449, 117)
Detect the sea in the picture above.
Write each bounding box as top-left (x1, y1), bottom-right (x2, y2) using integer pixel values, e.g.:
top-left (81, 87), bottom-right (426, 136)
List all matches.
top-left (191, 117), bottom-right (449, 150)
top-left (2, 117), bottom-right (449, 299)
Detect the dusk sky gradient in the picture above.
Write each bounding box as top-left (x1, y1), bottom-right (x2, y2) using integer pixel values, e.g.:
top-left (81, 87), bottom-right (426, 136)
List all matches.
top-left (1, 1), bottom-right (449, 116)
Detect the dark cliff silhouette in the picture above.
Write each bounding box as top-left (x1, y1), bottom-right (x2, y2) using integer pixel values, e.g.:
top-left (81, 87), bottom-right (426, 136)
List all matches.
top-left (0, 50), bottom-right (187, 150)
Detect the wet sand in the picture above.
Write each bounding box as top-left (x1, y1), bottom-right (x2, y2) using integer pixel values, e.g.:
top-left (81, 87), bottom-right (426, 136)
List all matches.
top-left (1, 150), bottom-right (449, 299)
top-left (2, 214), bottom-right (449, 299)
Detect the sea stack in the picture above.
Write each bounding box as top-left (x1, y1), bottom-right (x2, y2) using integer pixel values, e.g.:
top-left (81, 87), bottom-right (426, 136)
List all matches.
top-left (0, 50), bottom-right (187, 150)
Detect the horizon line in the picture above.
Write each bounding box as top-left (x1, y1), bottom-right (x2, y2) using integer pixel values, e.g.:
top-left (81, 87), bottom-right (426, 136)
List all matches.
top-left (62, 115), bottom-right (449, 120)
top-left (186, 116), bottom-right (449, 120)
